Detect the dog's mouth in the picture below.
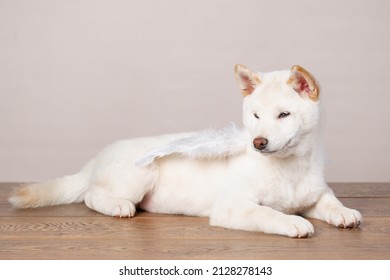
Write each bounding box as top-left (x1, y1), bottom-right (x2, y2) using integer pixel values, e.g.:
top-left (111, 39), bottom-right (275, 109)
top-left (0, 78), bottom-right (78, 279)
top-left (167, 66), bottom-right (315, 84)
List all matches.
top-left (258, 138), bottom-right (296, 155)
top-left (259, 150), bottom-right (277, 155)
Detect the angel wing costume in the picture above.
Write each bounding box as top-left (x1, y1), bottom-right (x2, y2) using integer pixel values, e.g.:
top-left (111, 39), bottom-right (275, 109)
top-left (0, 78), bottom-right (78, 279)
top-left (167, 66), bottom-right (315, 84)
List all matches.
top-left (134, 124), bottom-right (249, 167)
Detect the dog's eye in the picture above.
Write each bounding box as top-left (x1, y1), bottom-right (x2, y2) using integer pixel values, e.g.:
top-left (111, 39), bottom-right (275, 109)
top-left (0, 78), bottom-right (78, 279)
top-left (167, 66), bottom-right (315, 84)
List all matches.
top-left (278, 112), bottom-right (290, 119)
top-left (254, 113), bottom-right (259, 119)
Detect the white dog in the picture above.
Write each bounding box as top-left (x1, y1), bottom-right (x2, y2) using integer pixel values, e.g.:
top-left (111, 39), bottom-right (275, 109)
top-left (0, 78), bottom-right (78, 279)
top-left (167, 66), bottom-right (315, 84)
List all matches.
top-left (10, 64), bottom-right (362, 238)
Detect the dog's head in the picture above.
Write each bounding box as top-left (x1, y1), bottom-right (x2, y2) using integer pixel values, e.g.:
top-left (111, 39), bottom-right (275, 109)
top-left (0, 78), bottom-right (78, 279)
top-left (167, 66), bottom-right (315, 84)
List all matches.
top-left (235, 64), bottom-right (320, 158)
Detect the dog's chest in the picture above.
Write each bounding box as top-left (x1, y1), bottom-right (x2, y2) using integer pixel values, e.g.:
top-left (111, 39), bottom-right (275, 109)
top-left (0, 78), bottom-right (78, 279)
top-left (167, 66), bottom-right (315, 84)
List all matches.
top-left (254, 159), bottom-right (323, 213)
top-left (260, 180), bottom-right (321, 214)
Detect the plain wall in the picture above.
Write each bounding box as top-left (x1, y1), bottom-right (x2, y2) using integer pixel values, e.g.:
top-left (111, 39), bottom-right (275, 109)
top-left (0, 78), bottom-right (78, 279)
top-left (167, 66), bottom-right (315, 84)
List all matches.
top-left (1, 0), bottom-right (389, 182)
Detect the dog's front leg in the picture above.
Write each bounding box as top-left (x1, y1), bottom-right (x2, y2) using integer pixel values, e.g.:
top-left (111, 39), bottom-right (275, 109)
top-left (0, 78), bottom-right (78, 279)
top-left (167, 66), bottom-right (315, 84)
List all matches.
top-left (210, 199), bottom-right (314, 238)
top-left (304, 189), bottom-right (362, 228)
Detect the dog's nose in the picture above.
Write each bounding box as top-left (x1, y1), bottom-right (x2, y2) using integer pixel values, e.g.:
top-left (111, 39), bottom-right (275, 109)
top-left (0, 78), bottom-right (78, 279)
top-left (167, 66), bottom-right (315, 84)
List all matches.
top-left (253, 137), bottom-right (268, 151)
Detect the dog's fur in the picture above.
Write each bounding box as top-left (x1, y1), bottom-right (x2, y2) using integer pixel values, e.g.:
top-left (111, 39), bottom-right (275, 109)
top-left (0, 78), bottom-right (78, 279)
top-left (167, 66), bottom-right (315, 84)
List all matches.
top-left (9, 64), bottom-right (362, 238)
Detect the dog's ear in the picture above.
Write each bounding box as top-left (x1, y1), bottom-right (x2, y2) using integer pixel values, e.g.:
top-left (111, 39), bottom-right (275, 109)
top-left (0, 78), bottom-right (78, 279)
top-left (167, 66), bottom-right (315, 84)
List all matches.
top-left (234, 64), bottom-right (261, 96)
top-left (287, 65), bottom-right (320, 101)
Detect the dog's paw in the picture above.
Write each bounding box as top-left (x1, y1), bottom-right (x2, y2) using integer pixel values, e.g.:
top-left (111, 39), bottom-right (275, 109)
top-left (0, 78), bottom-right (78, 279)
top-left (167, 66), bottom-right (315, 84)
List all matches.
top-left (112, 200), bottom-right (136, 218)
top-left (327, 207), bottom-right (362, 228)
top-left (281, 215), bottom-right (314, 238)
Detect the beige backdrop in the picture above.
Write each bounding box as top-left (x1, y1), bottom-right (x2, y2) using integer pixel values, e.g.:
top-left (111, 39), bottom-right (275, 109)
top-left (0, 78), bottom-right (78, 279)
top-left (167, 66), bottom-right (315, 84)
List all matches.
top-left (1, 0), bottom-right (389, 182)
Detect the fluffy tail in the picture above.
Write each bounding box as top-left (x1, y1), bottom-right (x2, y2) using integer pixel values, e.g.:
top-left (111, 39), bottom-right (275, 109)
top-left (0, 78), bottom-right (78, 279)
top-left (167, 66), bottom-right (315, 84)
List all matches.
top-left (9, 159), bottom-right (95, 208)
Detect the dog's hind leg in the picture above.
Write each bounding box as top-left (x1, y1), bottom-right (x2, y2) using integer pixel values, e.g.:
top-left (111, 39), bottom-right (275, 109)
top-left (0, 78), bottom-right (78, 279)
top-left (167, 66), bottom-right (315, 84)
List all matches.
top-left (84, 170), bottom-right (154, 218)
top-left (82, 148), bottom-right (158, 217)
top-left (84, 189), bottom-right (136, 217)
top-left (83, 172), bottom-right (154, 218)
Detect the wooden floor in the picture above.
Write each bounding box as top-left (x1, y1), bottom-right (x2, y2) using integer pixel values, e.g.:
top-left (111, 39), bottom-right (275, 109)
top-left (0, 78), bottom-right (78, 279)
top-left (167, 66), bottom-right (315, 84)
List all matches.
top-left (0, 183), bottom-right (389, 260)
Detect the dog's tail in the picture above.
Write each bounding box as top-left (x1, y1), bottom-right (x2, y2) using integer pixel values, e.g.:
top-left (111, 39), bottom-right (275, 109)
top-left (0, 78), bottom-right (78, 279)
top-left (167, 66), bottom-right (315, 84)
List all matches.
top-left (9, 159), bottom-right (95, 208)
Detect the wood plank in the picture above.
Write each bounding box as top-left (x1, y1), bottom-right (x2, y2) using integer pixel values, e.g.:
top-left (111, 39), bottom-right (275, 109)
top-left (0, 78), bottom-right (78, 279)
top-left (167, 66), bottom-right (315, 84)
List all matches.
top-left (0, 216), bottom-right (389, 260)
top-left (330, 183), bottom-right (390, 198)
top-left (1, 182), bottom-right (389, 260)
top-left (0, 202), bottom-right (103, 217)
top-left (1, 215), bottom-right (386, 241)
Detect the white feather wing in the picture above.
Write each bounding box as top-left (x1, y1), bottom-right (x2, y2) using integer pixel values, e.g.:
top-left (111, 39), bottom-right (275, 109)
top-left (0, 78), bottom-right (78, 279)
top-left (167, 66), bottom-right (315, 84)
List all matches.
top-left (134, 124), bottom-right (248, 167)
